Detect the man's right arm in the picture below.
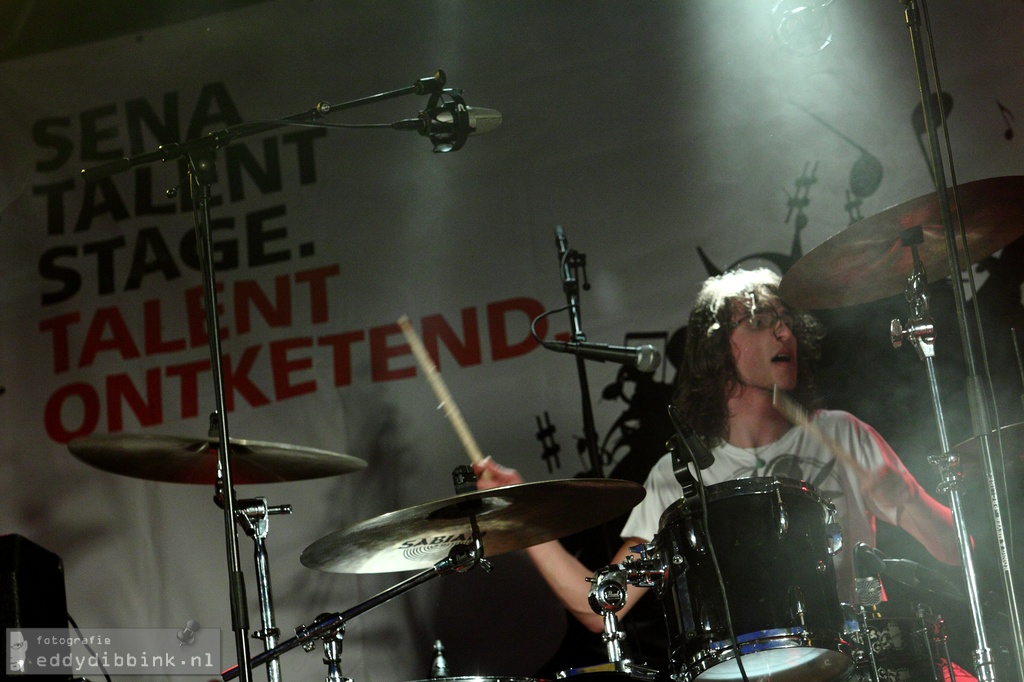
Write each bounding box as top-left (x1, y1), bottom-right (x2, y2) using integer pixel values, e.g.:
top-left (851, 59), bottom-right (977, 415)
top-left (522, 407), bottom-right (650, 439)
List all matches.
top-left (473, 457), bottom-right (650, 633)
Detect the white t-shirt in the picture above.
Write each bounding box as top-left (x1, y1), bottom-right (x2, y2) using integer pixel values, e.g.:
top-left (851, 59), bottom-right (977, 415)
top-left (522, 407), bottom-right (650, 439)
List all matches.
top-left (620, 409), bottom-right (914, 602)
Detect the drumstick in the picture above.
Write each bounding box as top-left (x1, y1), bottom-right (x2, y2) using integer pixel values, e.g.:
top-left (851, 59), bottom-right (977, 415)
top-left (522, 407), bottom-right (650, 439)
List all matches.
top-left (397, 315), bottom-right (486, 465)
top-left (771, 385), bottom-right (868, 477)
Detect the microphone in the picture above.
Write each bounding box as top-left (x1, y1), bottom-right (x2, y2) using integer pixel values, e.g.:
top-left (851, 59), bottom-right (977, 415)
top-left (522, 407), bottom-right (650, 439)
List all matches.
top-left (430, 105), bottom-right (502, 136)
top-left (542, 341), bottom-right (661, 373)
top-left (418, 93), bottom-right (501, 152)
top-left (392, 86), bottom-right (501, 152)
top-left (853, 542), bottom-right (885, 606)
top-left (555, 225), bottom-right (569, 259)
top-left (666, 404), bottom-right (715, 470)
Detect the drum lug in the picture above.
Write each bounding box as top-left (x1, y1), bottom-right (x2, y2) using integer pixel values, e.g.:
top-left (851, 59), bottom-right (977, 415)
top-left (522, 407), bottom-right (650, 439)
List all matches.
top-left (773, 489), bottom-right (789, 538)
top-left (826, 522), bottom-right (844, 556)
top-left (683, 517), bottom-right (703, 553)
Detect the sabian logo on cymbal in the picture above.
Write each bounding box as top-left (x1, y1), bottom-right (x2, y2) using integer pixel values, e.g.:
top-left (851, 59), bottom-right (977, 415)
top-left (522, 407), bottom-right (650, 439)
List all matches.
top-left (398, 532), bottom-right (484, 550)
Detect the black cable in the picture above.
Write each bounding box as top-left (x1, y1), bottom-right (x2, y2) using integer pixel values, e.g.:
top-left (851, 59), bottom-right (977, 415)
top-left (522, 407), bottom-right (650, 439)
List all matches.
top-left (688, 460), bottom-right (751, 682)
top-left (530, 304), bottom-right (571, 346)
top-left (67, 612), bottom-right (112, 682)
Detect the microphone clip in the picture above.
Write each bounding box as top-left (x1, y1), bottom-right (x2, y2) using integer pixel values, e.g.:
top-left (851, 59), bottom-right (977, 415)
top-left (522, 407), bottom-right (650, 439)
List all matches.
top-left (421, 89), bottom-right (470, 153)
top-left (667, 434), bottom-right (699, 500)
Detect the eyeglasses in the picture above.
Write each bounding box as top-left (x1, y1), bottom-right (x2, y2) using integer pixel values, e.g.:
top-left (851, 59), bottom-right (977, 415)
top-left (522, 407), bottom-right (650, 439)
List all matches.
top-left (731, 307), bottom-right (797, 333)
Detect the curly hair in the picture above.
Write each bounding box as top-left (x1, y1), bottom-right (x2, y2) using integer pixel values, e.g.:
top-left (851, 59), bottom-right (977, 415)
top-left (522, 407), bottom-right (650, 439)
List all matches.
top-left (673, 268), bottom-right (825, 446)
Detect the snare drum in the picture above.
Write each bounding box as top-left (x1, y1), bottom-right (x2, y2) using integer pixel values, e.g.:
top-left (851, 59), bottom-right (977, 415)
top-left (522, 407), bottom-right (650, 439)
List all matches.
top-left (654, 477), bottom-right (851, 682)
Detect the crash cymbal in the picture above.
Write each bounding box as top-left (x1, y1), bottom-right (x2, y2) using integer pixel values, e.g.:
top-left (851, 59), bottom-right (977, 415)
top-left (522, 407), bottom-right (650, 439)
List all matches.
top-left (779, 176), bottom-right (1024, 309)
top-left (68, 433), bottom-right (366, 484)
top-left (301, 479), bottom-right (645, 574)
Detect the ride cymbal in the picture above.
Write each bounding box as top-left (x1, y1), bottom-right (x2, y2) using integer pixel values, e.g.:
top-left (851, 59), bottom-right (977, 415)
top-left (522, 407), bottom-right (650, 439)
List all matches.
top-left (779, 176), bottom-right (1024, 309)
top-left (68, 433), bottom-right (366, 484)
top-left (301, 479), bottom-right (645, 574)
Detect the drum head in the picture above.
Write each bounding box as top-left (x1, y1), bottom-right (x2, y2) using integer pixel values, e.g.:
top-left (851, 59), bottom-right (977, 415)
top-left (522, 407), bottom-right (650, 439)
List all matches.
top-left (695, 647), bottom-right (853, 682)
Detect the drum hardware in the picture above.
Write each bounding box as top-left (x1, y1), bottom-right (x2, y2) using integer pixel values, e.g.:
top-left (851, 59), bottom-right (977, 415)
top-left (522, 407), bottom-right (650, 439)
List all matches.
top-left (67, 432), bottom-right (367, 682)
top-left (298, 478), bottom-right (644, 574)
top-left (223, 529), bottom-right (489, 680)
top-left (851, 546), bottom-right (885, 682)
top-left (555, 562), bottom-right (661, 681)
top-left (585, 480), bottom-right (851, 682)
top-left (221, 472), bottom-right (644, 679)
top-left (551, 225), bottom-right (605, 478)
top-left (79, 69), bottom-right (497, 682)
top-left (852, 605), bottom-right (882, 682)
top-left (665, 406), bottom-right (759, 682)
top-left (431, 640), bottom-right (450, 678)
top-left (781, 201), bottom-right (1024, 681)
top-left (67, 433), bottom-right (367, 485)
top-left (413, 639), bottom-right (545, 682)
top-left (847, 603), bottom-right (956, 682)
top-left (889, 223), bottom-right (1001, 681)
top-left (66, 431), bottom-right (367, 682)
top-left (587, 565), bottom-right (630, 664)
top-left (235, 498), bottom-right (292, 682)
top-left (652, 478), bottom-right (853, 682)
top-left (321, 623), bottom-right (349, 682)
top-left (777, 4), bottom-right (1024, 675)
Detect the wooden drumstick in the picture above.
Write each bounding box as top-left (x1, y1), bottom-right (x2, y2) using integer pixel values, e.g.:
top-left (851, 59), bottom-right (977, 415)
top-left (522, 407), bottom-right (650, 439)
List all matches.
top-left (772, 385), bottom-right (868, 477)
top-left (397, 315), bottom-right (486, 465)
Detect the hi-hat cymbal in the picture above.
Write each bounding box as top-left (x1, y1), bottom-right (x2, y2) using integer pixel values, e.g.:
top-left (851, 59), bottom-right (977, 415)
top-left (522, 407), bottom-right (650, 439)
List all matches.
top-left (68, 433), bottom-right (366, 484)
top-left (301, 479), bottom-right (645, 574)
top-left (779, 176), bottom-right (1024, 309)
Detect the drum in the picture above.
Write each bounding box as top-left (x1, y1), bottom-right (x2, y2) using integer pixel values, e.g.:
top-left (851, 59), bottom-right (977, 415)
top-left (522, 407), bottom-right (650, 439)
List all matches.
top-left (654, 477), bottom-right (851, 682)
top-left (847, 602), bottom-right (953, 682)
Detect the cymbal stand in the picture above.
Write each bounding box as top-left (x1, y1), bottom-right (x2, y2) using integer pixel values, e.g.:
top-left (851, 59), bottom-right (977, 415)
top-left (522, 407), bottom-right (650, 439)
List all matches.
top-left (890, 228), bottom-right (992, 681)
top-left (220, 533), bottom-right (489, 680)
top-left (235, 498), bottom-right (293, 682)
top-left (321, 624), bottom-right (349, 682)
top-left (897, 1), bottom-right (1024, 679)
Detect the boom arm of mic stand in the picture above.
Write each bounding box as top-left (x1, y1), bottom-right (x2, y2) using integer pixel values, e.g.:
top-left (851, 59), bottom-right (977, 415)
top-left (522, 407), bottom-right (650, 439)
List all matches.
top-left (81, 70), bottom-right (448, 182)
top-left (79, 70), bottom-right (448, 682)
top-left (220, 543), bottom-right (483, 681)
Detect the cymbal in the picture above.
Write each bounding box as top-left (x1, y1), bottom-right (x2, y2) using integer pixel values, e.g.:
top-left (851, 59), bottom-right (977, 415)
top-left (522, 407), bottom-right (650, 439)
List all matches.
top-left (68, 433), bottom-right (366, 484)
top-left (301, 479), bottom-right (645, 574)
top-left (953, 422), bottom-right (1023, 476)
top-left (779, 176), bottom-right (1024, 309)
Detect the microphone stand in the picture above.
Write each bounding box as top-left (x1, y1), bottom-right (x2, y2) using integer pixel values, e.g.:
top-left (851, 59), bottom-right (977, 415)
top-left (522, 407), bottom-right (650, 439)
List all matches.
top-left (554, 227), bottom-right (604, 478)
top-left (894, 3), bottom-right (1023, 680)
top-left (79, 71), bottom-right (457, 682)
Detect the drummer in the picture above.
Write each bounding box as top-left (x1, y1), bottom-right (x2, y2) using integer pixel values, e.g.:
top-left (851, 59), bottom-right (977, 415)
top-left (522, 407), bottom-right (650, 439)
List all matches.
top-left (475, 267), bottom-right (960, 633)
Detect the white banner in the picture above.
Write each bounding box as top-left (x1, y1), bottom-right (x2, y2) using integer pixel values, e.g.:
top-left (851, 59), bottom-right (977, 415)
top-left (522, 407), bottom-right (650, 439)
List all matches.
top-left (2, 2), bottom-right (1022, 680)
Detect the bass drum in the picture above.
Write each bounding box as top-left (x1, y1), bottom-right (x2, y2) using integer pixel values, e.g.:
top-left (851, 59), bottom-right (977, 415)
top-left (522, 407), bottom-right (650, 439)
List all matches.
top-left (654, 477), bottom-right (852, 682)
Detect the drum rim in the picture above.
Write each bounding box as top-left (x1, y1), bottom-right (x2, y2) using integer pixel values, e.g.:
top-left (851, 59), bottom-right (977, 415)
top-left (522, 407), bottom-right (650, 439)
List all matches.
top-left (658, 476), bottom-right (825, 527)
top-left (679, 639), bottom-right (854, 682)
